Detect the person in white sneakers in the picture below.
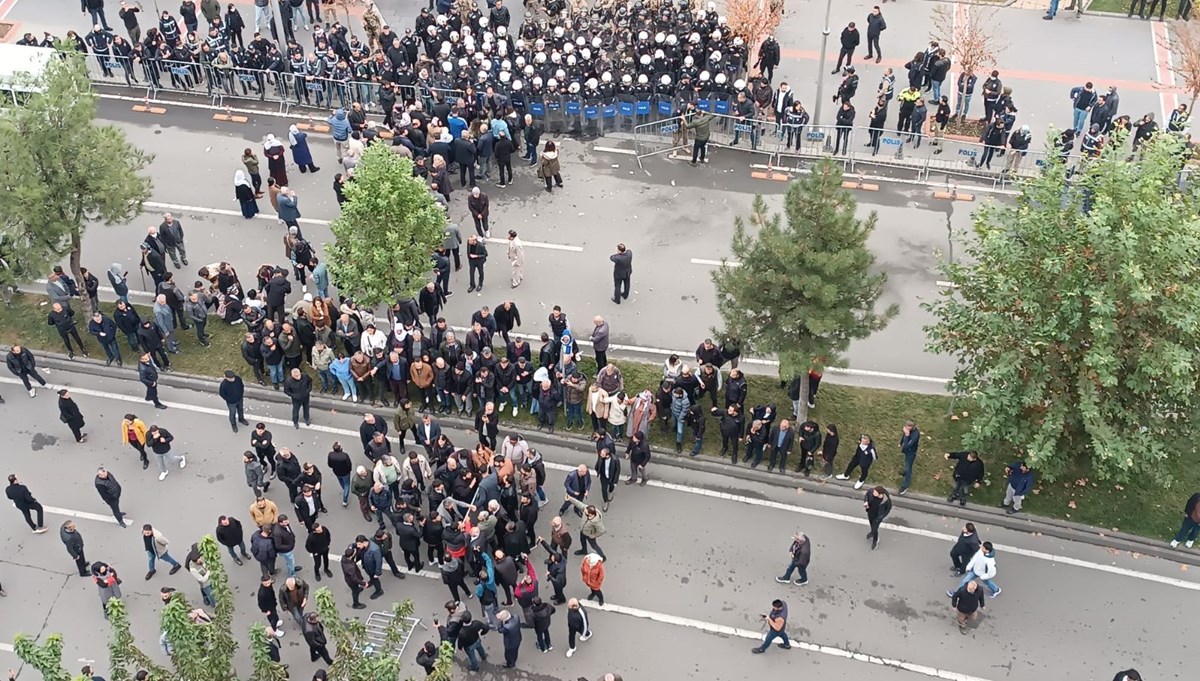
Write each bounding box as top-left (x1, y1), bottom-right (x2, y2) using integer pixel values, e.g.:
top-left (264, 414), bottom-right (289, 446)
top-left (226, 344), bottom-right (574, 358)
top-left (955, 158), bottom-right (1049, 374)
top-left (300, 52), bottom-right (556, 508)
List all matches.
top-left (147, 425), bottom-right (187, 481)
top-left (836, 434), bottom-right (877, 490)
top-left (565, 597), bottom-right (591, 657)
top-left (1170, 492), bottom-right (1200, 549)
top-left (948, 542), bottom-right (1001, 599)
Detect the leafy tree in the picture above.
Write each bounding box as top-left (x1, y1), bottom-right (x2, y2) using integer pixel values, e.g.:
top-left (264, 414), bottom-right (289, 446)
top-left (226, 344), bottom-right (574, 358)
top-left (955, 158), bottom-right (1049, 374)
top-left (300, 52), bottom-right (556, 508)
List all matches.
top-left (325, 143), bottom-right (445, 308)
top-left (925, 133), bottom-right (1200, 482)
top-left (106, 598), bottom-right (172, 681)
top-left (248, 624), bottom-right (289, 681)
top-left (0, 48), bottom-right (152, 291)
top-left (12, 633), bottom-right (73, 681)
top-left (711, 159), bottom-right (898, 423)
top-left (314, 587), bottom-right (418, 681)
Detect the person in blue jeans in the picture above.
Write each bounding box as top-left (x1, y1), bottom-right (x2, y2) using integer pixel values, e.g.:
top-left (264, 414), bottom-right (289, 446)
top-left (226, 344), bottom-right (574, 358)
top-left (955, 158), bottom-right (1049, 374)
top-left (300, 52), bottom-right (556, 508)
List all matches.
top-left (327, 441), bottom-right (353, 507)
top-left (142, 524), bottom-right (182, 579)
top-left (898, 420), bottom-right (920, 495)
top-left (1170, 492), bottom-right (1200, 549)
top-left (775, 533), bottom-right (811, 586)
top-left (1069, 82), bottom-right (1097, 134)
top-left (949, 542), bottom-right (1001, 598)
top-left (751, 599), bottom-right (791, 653)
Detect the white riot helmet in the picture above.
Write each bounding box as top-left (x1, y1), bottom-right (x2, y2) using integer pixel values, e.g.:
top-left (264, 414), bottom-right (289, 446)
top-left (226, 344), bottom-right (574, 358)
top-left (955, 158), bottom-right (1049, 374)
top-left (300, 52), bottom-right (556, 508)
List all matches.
top-left (497, 25), bottom-right (507, 36)
top-left (481, 59), bottom-right (493, 71)
top-left (710, 50), bottom-right (722, 62)
top-left (523, 64), bottom-right (534, 75)
top-left (532, 76), bottom-right (543, 87)
top-left (733, 78), bottom-right (745, 90)
top-left (477, 70), bottom-right (488, 81)
top-left (575, 36), bottom-right (585, 47)
top-left (654, 49), bottom-right (665, 59)
top-left (534, 51), bottom-right (547, 64)
top-left (586, 77), bottom-right (598, 89)
top-left (666, 34), bottom-right (678, 46)
top-left (660, 75), bottom-right (671, 86)
top-left (555, 68), bottom-right (566, 80)
top-left (602, 71), bottom-right (612, 83)
top-left (655, 32), bottom-right (665, 44)
top-left (715, 73), bottom-right (727, 85)
top-left (699, 70), bottom-right (710, 82)
top-left (553, 26), bottom-right (565, 38)
top-left (449, 30), bottom-right (459, 41)
top-left (551, 51), bottom-right (561, 63)
top-left (534, 38), bottom-right (545, 51)
top-left (515, 38), bottom-right (525, 50)
top-left (516, 55), bottom-right (526, 67)
top-left (621, 73), bottom-right (632, 85)
top-left (479, 16), bottom-right (489, 28)
top-left (689, 32), bottom-right (701, 44)
top-left (568, 81), bottom-right (580, 94)
top-left (499, 71), bottom-right (510, 83)
top-left (640, 54), bottom-right (652, 66)
top-left (718, 15), bottom-right (727, 25)
top-left (512, 79), bottom-right (523, 91)
top-left (638, 30), bottom-right (649, 41)
top-left (442, 61), bottom-right (454, 73)
top-left (637, 73), bottom-right (648, 85)
top-left (567, 54), bottom-right (577, 67)
top-left (581, 48), bottom-right (591, 60)
top-left (684, 55), bottom-right (694, 67)
top-left (711, 30), bottom-right (721, 41)
top-left (501, 59), bottom-right (511, 70)
top-left (592, 36), bottom-right (602, 49)
top-left (733, 36), bottom-right (744, 47)
top-left (546, 77), bottom-right (557, 88)
top-left (706, 1), bottom-right (716, 10)
top-left (563, 42), bottom-right (574, 54)
top-left (497, 42), bottom-right (507, 56)
top-left (457, 57), bottom-right (469, 67)
top-left (435, 14), bottom-right (447, 25)
top-left (440, 42), bottom-right (452, 56)
top-left (482, 31), bottom-right (494, 43)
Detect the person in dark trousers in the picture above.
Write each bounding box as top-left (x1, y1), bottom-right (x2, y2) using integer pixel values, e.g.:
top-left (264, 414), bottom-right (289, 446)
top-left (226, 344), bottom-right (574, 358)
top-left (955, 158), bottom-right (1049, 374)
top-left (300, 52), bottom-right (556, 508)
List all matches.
top-left (833, 22), bottom-right (860, 73)
top-left (94, 467), bottom-right (127, 527)
top-left (6, 474), bottom-right (48, 533)
top-left (864, 485), bottom-right (892, 551)
top-left (303, 612), bottom-right (334, 665)
top-left (216, 515), bottom-right (251, 565)
top-left (497, 608), bottom-right (522, 668)
top-left (219, 370), bottom-right (249, 432)
top-left (898, 420), bottom-right (920, 495)
top-left (88, 310), bottom-right (122, 366)
top-left (945, 450), bottom-right (985, 506)
top-left (950, 579), bottom-right (986, 633)
top-left (415, 640), bottom-right (440, 673)
top-left (765, 420), bottom-right (795, 473)
top-left (466, 234), bottom-right (488, 293)
top-left (356, 534), bottom-right (386, 599)
top-left (256, 574), bottom-right (283, 631)
top-left (6, 345), bottom-right (47, 398)
top-left (865, 6), bottom-right (886, 62)
top-left (776, 532), bottom-right (811, 585)
top-left (756, 35), bottom-right (780, 83)
top-left (949, 522), bottom-right (981, 576)
top-left (610, 243), bottom-right (632, 305)
top-left (565, 597), bottom-right (591, 658)
top-left (61, 520), bottom-right (89, 576)
top-left (1170, 492), bottom-right (1200, 549)
top-left (47, 302), bottom-right (88, 359)
top-left (341, 545), bottom-right (369, 609)
top-left (284, 367), bottom-right (313, 428)
top-left (138, 353), bottom-right (167, 409)
top-left (58, 389), bottom-right (87, 443)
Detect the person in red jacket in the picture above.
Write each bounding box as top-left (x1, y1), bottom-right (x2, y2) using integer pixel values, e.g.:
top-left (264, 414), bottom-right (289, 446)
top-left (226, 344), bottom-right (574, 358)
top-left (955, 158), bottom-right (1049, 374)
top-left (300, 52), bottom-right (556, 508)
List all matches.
top-left (580, 553), bottom-right (605, 605)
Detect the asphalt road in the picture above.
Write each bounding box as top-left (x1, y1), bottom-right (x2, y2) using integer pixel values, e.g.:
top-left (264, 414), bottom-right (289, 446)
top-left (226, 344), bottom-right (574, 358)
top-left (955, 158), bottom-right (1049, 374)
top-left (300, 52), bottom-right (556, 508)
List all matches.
top-left (0, 370), bottom-right (1193, 680)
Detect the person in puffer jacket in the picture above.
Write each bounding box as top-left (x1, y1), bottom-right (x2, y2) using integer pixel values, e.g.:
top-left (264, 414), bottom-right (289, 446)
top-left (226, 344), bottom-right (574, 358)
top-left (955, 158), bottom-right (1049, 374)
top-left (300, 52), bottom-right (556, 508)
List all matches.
top-left (949, 542), bottom-right (1000, 598)
top-left (669, 387), bottom-right (691, 452)
top-left (327, 108), bottom-right (351, 162)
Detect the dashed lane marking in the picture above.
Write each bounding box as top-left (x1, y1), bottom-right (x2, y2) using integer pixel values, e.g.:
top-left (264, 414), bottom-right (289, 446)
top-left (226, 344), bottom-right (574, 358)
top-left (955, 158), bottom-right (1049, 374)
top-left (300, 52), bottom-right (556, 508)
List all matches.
top-left (2, 378), bottom-right (1196, 592)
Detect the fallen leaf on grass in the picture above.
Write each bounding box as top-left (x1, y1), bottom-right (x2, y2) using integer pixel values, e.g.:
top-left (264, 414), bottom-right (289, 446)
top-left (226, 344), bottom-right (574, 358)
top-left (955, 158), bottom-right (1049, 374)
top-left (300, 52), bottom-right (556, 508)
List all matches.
top-left (1182, 565), bottom-right (1189, 572)
top-left (932, 473), bottom-right (942, 481)
top-left (1068, 500), bottom-right (1077, 509)
top-left (1114, 485), bottom-right (1124, 491)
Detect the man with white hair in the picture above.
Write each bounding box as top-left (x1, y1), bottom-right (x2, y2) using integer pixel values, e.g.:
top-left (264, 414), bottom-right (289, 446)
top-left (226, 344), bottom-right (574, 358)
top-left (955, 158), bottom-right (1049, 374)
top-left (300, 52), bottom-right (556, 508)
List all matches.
top-left (775, 532), bottom-right (811, 586)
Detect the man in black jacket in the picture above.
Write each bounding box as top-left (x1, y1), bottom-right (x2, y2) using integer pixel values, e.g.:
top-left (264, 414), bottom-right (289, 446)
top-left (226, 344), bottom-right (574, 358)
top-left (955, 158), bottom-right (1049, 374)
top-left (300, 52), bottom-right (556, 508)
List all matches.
top-left (57, 389), bottom-right (87, 443)
top-left (6, 474), bottom-right (48, 533)
top-left (949, 522), bottom-right (981, 576)
top-left (264, 269), bottom-right (292, 325)
top-left (467, 235), bottom-right (488, 294)
top-left (610, 243), bottom-right (632, 305)
top-left (756, 35), bottom-right (780, 84)
top-left (220, 370), bottom-right (250, 432)
top-left (113, 300), bottom-right (142, 352)
top-left (6, 345), bottom-right (47, 397)
top-left (94, 467), bottom-right (127, 527)
top-left (945, 451), bottom-right (985, 506)
top-left (61, 520), bottom-right (89, 576)
top-left (865, 5), bottom-right (886, 62)
top-left (137, 321), bottom-right (171, 371)
top-left (88, 311), bottom-right (122, 366)
top-left (216, 515), bottom-right (251, 565)
top-left (138, 353), bottom-right (167, 409)
top-left (284, 367), bottom-right (312, 428)
top-left (834, 22), bottom-right (860, 73)
top-left (241, 332), bottom-right (267, 385)
top-left (48, 302), bottom-right (88, 359)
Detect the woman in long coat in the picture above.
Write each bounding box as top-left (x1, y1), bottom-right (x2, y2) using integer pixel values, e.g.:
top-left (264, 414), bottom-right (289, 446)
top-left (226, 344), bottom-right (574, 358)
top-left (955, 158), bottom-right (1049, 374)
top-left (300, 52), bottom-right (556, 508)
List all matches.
top-left (288, 125), bottom-right (320, 173)
top-left (234, 169), bottom-right (259, 219)
top-left (263, 134), bottom-right (288, 187)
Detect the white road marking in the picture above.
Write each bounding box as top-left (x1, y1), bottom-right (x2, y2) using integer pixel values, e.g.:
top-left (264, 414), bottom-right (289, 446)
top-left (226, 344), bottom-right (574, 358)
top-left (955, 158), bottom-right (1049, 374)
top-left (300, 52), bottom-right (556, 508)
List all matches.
top-left (2, 378), bottom-right (1193, 591)
top-left (936, 280), bottom-right (960, 289)
top-left (594, 602), bottom-right (996, 681)
top-left (0, 642), bottom-right (12, 653)
top-left (690, 258), bottom-right (742, 267)
top-left (142, 201), bottom-right (584, 251)
top-left (592, 146), bottom-right (638, 156)
top-left (42, 506), bottom-right (123, 525)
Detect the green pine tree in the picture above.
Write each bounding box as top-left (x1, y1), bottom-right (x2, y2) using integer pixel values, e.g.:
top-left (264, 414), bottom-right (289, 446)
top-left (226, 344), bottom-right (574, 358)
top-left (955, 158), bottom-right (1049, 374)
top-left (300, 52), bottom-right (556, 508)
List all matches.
top-left (712, 159), bottom-right (899, 422)
top-left (325, 143), bottom-right (446, 308)
top-left (925, 132), bottom-right (1200, 482)
top-left (0, 48), bottom-right (152, 291)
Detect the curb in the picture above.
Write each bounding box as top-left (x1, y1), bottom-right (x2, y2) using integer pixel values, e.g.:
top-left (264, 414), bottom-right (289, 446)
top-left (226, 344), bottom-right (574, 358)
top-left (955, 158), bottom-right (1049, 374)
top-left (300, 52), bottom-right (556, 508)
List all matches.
top-left (16, 348), bottom-right (1200, 567)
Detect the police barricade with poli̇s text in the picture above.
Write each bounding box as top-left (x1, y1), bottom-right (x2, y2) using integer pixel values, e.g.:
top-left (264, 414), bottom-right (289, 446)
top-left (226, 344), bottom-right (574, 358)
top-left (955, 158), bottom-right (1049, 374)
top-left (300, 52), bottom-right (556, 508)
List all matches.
top-left (772, 124), bottom-right (848, 170)
top-left (921, 134), bottom-right (1018, 188)
top-left (845, 125), bottom-right (930, 177)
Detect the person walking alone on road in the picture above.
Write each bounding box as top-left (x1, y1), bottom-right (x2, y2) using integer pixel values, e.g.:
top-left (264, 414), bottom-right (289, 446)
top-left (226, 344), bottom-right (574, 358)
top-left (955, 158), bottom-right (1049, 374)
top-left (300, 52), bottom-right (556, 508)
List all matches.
top-left (836, 434), bottom-right (877, 489)
top-left (1169, 491), bottom-right (1200, 549)
top-left (139, 353), bottom-right (168, 410)
top-left (750, 599), bottom-right (791, 653)
top-left (1000, 460), bottom-right (1035, 515)
top-left (142, 523), bottom-right (184, 580)
top-left (580, 552), bottom-right (605, 605)
top-left (950, 542), bottom-right (1001, 598)
top-left (61, 520), bottom-right (90, 576)
top-left (865, 6), bottom-right (886, 62)
top-left (6, 345), bottom-right (48, 398)
top-left (950, 579), bottom-right (986, 634)
top-left (147, 424), bottom-right (186, 481)
top-left (775, 532), bottom-right (811, 586)
top-left (58, 389), bottom-right (87, 443)
top-left (565, 597), bottom-right (591, 658)
top-left (284, 367), bottom-right (313, 428)
top-left (466, 234), bottom-right (488, 293)
top-left (610, 243), bottom-right (632, 305)
top-left (6, 474), bottom-right (48, 533)
top-left (219, 370), bottom-right (250, 433)
top-left (507, 230), bottom-right (525, 288)
top-left (864, 485), bottom-right (891, 551)
top-left (95, 467), bottom-right (128, 527)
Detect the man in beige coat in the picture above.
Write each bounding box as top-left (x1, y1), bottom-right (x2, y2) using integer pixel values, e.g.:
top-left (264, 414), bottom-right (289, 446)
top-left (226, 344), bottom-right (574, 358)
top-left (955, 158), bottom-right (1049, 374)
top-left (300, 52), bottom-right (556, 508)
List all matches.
top-left (507, 230), bottom-right (525, 288)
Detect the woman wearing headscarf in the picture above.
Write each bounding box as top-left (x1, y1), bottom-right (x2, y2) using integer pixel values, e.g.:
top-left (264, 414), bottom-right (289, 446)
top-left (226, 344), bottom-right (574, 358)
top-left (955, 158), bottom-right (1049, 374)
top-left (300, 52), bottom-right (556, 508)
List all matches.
top-left (537, 140), bottom-right (563, 192)
top-left (234, 169), bottom-right (259, 219)
top-left (288, 125), bottom-right (320, 174)
top-left (263, 134), bottom-right (288, 187)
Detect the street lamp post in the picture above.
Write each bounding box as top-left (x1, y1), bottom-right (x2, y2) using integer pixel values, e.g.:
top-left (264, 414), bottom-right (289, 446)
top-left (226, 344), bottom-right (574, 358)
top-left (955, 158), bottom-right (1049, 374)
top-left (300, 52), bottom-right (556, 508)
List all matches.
top-left (811, 0), bottom-right (834, 127)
